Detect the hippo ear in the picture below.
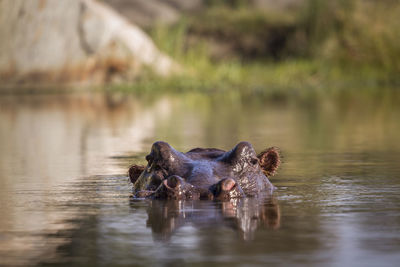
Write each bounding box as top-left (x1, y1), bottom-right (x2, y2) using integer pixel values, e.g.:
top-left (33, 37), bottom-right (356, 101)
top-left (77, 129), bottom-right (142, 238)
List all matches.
top-left (257, 147), bottom-right (280, 176)
top-left (128, 164), bottom-right (145, 184)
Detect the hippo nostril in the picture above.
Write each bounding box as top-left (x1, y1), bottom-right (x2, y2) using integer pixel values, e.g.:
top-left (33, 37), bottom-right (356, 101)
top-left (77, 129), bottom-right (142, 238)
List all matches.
top-left (211, 178), bottom-right (244, 200)
top-left (165, 176), bottom-right (181, 189)
top-left (221, 178), bottom-right (236, 191)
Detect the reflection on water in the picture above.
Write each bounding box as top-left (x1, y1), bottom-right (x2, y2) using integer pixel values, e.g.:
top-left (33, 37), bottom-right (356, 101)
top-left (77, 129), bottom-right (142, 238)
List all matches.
top-left (144, 196), bottom-right (280, 242)
top-left (0, 92), bottom-right (400, 266)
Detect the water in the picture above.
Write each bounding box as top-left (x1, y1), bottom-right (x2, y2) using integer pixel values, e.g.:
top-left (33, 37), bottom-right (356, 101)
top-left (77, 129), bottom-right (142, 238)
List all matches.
top-left (0, 92), bottom-right (400, 266)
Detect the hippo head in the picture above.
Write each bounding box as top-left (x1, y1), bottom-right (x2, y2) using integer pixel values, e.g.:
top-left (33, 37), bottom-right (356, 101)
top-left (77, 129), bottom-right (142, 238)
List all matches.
top-left (129, 141), bottom-right (280, 200)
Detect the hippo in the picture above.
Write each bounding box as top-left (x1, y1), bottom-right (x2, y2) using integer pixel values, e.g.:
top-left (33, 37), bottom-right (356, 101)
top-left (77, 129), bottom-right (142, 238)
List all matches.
top-left (128, 141), bottom-right (280, 200)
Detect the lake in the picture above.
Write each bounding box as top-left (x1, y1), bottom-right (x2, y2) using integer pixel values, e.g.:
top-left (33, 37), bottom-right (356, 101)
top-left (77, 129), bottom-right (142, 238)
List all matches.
top-left (0, 91), bottom-right (399, 266)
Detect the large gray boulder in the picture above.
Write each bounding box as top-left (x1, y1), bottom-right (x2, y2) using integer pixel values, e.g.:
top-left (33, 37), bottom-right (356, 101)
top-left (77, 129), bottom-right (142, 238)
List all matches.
top-left (0, 0), bottom-right (177, 89)
top-left (105, 0), bottom-right (204, 28)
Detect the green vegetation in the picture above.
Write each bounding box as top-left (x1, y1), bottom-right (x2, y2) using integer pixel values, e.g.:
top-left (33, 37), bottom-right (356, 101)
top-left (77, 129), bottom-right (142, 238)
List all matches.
top-left (114, 0), bottom-right (400, 98)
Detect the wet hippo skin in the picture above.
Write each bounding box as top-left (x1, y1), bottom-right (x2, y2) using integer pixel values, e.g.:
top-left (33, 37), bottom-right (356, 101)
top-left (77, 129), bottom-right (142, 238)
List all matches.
top-left (128, 141), bottom-right (280, 200)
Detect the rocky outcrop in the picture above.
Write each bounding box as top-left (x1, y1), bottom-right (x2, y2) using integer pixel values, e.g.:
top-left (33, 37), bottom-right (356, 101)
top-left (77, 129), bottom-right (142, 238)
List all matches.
top-left (104, 0), bottom-right (303, 29)
top-left (105, 0), bottom-right (204, 28)
top-left (0, 0), bottom-right (177, 89)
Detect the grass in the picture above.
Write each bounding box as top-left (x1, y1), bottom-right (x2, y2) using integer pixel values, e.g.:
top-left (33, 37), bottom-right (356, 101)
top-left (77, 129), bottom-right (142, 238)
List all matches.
top-left (112, 0), bottom-right (400, 99)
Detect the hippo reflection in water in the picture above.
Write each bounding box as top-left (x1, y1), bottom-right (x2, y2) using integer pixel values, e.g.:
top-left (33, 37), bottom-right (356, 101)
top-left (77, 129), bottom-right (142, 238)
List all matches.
top-left (129, 141), bottom-right (280, 200)
top-left (140, 196), bottom-right (281, 241)
top-left (127, 195), bottom-right (281, 241)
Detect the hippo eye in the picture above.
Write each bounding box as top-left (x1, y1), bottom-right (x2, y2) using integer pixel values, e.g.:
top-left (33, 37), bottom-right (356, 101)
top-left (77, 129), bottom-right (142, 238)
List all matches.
top-left (250, 158), bottom-right (259, 165)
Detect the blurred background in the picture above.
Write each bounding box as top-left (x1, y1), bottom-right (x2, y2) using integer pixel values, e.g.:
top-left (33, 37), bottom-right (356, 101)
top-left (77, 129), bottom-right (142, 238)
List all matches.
top-left (1, 0), bottom-right (399, 93)
top-left (1, 0), bottom-right (400, 266)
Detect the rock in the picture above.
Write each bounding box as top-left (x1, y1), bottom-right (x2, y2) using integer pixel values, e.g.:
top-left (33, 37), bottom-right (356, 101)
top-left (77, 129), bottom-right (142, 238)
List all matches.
top-left (251, 0), bottom-right (304, 11)
top-left (0, 0), bottom-right (177, 89)
top-left (105, 0), bottom-right (204, 28)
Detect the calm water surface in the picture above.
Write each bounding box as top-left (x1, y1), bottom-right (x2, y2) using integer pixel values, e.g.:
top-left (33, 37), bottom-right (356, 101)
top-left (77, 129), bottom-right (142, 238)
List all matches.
top-left (0, 92), bottom-right (399, 266)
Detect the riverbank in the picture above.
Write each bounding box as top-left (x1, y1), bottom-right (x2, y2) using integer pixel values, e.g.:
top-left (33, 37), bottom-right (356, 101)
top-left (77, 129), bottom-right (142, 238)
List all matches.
top-left (112, 0), bottom-right (400, 99)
